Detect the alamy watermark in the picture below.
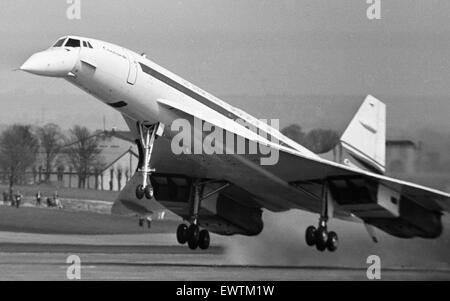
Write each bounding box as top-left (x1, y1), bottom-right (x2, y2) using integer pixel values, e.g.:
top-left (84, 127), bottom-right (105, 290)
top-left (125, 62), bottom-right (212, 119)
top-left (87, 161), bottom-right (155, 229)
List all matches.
top-left (170, 117), bottom-right (280, 166)
top-left (66, 0), bottom-right (81, 20)
top-left (66, 254), bottom-right (81, 280)
top-left (366, 255), bottom-right (381, 280)
top-left (366, 0), bottom-right (381, 20)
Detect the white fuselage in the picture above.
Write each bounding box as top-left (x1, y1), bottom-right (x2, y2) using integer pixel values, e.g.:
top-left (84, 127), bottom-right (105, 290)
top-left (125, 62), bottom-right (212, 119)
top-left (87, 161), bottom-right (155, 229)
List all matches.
top-left (60, 36), bottom-right (318, 158)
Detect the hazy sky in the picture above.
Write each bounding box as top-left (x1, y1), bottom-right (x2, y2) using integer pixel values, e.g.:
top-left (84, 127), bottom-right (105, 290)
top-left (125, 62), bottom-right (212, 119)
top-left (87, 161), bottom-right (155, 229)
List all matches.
top-left (1, 1), bottom-right (450, 131)
top-left (1, 0), bottom-right (450, 95)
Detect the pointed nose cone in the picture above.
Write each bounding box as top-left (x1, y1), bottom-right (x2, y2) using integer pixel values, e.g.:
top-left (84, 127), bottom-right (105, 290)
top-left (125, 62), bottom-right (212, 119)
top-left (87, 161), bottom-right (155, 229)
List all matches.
top-left (20, 49), bottom-right (78, 77)
top-left (20, 53), bottom-right (45, 74)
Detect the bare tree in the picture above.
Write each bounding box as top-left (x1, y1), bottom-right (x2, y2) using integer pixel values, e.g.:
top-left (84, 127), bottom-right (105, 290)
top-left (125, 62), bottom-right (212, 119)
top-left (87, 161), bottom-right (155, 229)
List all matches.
top-left (37, 123), bottom-right (64, 183)
top-left (281, 124), bottom-right (307, 145)
top-left (282, 124), bottom-right (339, 154)
top-left (117, 166), bottom-right (123, 191)
top-left (92, 159), bottom-right (107, 190)
top-left (65, 126), bottom-right (103, 189)
top-left (304, 129), bottom-right (340, 154)
top-left (0, 124), bottom-right (39, 191)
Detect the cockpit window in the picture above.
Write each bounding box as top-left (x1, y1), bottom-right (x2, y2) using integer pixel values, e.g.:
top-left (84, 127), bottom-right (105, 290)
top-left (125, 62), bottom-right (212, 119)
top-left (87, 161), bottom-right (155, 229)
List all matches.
top-left (87, 42), bottom-right (94, 49)
top-left (53, 38), bottom-right (66, 47)
top-left (65, 38), bottom-right (80, 48)
top-left (82, 41), bottom-right (88, 47)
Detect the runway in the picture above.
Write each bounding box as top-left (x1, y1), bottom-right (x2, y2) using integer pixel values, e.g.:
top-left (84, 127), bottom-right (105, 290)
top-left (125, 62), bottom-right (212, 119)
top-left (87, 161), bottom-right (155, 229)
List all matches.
top-left (2, 251), bottom-right (450, 281)
top-left (1, 205), bottom-right (450, 280)
top-left (1, 233), bottom-right (450, 280)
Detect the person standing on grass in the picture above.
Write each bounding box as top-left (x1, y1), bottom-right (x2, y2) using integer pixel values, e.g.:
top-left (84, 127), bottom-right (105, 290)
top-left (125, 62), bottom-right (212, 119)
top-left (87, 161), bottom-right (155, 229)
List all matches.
top-left (9, 187), bottom-right (13, 206)
top-left (36, 191), bottom-right (42, 206)
top-left (15, 191), bottom-right (22, 208)
top-left (146, 216), bottom-right (152, 228)
top-left (2, 191), bottom-right (7, 205)
top-left (53, 191), bottom-right (63, 209)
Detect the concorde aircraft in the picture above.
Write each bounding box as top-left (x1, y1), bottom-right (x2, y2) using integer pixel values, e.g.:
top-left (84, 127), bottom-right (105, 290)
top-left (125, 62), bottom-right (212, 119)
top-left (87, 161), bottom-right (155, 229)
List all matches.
top-left (20, 36), bottom-right (450, 252)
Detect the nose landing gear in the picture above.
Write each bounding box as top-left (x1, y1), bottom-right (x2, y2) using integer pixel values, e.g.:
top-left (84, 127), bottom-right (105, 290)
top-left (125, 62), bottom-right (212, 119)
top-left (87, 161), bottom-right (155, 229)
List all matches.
top-left (304, 183), bottom-right (339, 252)
top-left (135, 122), bottom-right (160, 200)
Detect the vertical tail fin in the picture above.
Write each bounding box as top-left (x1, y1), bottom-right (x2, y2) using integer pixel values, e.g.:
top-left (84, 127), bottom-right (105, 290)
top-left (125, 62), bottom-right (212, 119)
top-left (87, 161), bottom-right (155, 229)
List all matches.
top-left (340, 95), bottom-right (386, 174)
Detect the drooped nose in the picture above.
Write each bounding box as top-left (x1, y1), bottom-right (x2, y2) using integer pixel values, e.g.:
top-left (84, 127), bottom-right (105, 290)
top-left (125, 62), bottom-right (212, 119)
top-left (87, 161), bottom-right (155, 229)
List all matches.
top-left (20, 48), bottom-right (78, 77)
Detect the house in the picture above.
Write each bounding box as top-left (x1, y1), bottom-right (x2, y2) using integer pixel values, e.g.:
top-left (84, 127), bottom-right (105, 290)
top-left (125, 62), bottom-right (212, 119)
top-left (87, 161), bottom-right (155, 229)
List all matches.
top-left (95, 146), bottom-right (138, 191)
top-left (84, 131), bottom-right (139, 191)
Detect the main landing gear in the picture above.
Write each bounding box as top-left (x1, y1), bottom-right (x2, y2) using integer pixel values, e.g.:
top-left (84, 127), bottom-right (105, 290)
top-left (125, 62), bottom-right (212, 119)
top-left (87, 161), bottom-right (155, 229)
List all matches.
top-left (176, 181), bottom-right (211, 250)
top-left (305, 183), bottom-right (339, 252)
top-left (176, 180), bottom-right (229, 250)
top-left (135, 122), bottom-right (160, 200)
top-left (177, 223), bottom-right (210, 250)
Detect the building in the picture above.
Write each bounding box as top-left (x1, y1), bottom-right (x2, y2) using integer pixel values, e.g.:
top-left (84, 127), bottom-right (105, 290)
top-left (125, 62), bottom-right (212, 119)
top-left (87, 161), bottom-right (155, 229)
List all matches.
top-left (71, 131), bottom-right (139, 191)
top-left (96, 145), bottom-right (138, 191)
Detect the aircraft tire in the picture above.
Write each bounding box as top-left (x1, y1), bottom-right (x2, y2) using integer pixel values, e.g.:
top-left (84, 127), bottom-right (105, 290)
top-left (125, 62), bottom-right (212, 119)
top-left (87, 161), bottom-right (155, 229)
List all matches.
top-left (315, 227), bottom-right (328, 252)
top-left (135, 185), bottom-right (145, 199)
top-left (198, 229), bottom-right (210, 250)
top-left (187, 225), bottom-right (200, 250)
top-left (177, 224), bottom-right (188, 244)
top-left (326, 231), bottom-right (338, 252)
top-left (305, 226), bottom-right (317, 246)
top-left (144, 185), bottom-right (154, 199)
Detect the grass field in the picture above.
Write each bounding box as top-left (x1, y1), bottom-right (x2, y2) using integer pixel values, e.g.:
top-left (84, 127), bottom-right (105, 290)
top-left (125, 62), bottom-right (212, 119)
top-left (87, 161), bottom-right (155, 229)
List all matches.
top-left (0, 183), bottom-right (119, 203)
top-left (0, 204), bottom-right (178, 235)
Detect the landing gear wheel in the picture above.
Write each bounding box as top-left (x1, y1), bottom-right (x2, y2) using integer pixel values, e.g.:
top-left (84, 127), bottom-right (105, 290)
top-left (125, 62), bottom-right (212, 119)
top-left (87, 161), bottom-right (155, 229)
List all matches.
top-left (138, 218), bottom-right (144, 227)
top-left (315, 227), bottom-right (328, 252)
top-left (198, 229), bottom-right (210, 250)
top-left (305, 226), bottom-right (317, 246)
top-left (305, 182), bottom-right (340, 252)
top-left (326, 231), bottom-right (338, 252)
top-left (135, 185), bottom-right (144, 199)
top-left (187, 224), bottom-right (200, 250)
top-left (176, 224), bottom-right (188, 244)
top-left (144, 185), bottom-right (154, 199)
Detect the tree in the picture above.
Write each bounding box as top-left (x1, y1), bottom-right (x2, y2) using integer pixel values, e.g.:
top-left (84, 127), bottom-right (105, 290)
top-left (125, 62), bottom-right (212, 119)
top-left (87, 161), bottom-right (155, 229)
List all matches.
top-left (304, 129), bottom-right (340, 154)
top-left (117, 166), bottom-right (123, 191)
top-left (281, 124), bottom-right (340, 154)
top-left (65, 126), bottom-right (103, 188)
top-left (0, 124), bottom-right (39, 191)
top-left (37, 123), bottom-right (64, 183)
top-left (281, 124), bottom-right (307, 145)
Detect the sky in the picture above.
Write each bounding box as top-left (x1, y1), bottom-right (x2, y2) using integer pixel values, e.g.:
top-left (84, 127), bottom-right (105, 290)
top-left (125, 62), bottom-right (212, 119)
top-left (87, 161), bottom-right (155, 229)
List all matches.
top-left (1, 0), bottom-right (450, 132)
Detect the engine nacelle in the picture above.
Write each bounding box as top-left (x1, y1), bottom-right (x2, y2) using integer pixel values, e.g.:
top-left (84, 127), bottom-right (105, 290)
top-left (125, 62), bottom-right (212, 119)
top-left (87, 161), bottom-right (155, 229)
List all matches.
top-left (329, 178), bottom-right (442, 238)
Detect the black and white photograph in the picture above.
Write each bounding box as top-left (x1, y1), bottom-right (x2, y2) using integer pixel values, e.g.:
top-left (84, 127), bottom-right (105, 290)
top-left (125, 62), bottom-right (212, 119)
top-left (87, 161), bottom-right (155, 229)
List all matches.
top-left (0, 0), bottom-right (449, 285)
